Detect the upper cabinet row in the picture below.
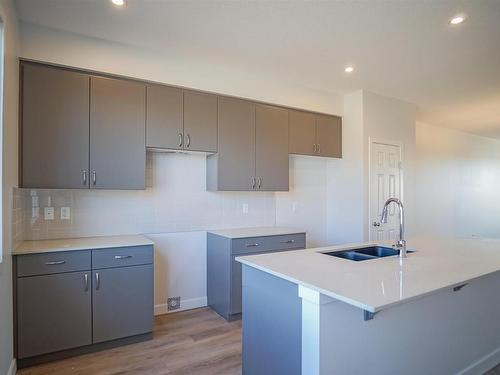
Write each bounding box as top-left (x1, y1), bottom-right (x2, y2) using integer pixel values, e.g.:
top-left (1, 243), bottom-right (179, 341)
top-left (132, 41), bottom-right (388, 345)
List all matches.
top-left (20, 62), bottom-right (342, 191)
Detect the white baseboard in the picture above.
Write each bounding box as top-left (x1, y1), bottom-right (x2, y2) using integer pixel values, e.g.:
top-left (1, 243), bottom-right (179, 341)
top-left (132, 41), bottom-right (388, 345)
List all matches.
top-left (154, 296), bottom-right (207, 316)
top-left (458, 346), bottom-right (500, 375)
top-left (6, 359), bottom-right (16, 375)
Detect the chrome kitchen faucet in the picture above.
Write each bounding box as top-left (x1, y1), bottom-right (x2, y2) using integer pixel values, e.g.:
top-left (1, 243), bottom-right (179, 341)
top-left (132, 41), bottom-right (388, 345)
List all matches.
top-left (377, 198), bottom-right (407, 258)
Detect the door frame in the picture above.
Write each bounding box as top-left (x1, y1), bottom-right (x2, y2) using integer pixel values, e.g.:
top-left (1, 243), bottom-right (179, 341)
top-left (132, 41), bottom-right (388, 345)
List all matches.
top-left (367, 137), bottom-right (404, 241)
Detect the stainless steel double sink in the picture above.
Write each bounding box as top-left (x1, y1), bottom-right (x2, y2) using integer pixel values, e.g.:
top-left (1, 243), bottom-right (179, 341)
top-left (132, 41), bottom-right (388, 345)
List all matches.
top-left (324, 246), bottom-right (414, 261)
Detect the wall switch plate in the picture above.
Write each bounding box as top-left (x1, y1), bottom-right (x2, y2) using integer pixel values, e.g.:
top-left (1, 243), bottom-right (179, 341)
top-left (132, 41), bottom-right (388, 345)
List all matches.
top-left (167, 296), bottom-right (181, 311)
top-left (61, 207), bottom-right (71, 220)
top-left (44, 207), bottom-right (54, 220)
top-left (242, 203), bottom-right (249, 214)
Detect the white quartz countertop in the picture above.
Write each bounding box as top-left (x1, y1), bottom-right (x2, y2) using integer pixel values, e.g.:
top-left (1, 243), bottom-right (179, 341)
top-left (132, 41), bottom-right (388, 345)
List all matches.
top-left (236, 236), bottom-right (500, 313)
top-left (207, 227), bottom-right (305, 239)
top-left (13, 235), bottom-right (154, 255)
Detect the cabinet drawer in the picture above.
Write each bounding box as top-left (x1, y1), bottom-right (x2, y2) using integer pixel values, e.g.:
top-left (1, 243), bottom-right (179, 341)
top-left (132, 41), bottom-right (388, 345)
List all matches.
top-left (92, 245), bottom-right (153, 269)
top-left (232, 233), bottom-right (305, 255)
top-left (17, 250), bottom-right (91, 277)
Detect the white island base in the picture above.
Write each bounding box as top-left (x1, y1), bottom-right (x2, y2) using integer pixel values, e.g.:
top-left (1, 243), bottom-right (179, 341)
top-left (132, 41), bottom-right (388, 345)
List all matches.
top-left (239, 238), bottom-right (500, 375)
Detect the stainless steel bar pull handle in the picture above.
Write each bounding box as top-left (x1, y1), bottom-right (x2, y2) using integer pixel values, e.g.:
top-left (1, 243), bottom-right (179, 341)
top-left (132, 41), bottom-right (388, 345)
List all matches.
top-left (84, 274), bottom-right (89, 292)
top-left (45, 261), bottom-right (66, 265)
top-left (82, 170), bottom-right (87, 185)
top-left (246, 243), bottom-right (259, 247)
top-left (186, 134), bottom-right (191, 148)
top-left (95, 273), bottom-right (100, 290)
top-left (114, 255), bottom-right (132, 260)
top-left (178, 133), bottom-right (183, 147)
top-left (313, 144), bottom-right (317, 153)
top-left (317, 144), bottom-right (321, 153)
top-left (282, 239), bottom-right (295, 244)
top-left (258, 177), bottom-right (262, 189)
top-left (92, 170), bottom-right (97, 185)
top-left (252, 177), bottom-right (256, 189)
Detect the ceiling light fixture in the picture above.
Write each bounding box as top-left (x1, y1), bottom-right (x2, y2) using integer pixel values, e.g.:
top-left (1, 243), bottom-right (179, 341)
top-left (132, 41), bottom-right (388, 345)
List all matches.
top-left (111, 0), bottom-right (126, 6)
top-left (344, 66), bottom-right (354, 73)
top-left (450, 14), bottom-right (466, 25)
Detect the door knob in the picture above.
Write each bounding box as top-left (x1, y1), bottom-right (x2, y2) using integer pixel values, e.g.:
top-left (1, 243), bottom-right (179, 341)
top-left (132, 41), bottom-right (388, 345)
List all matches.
top-left (373, 221), bottom-right (381, 227)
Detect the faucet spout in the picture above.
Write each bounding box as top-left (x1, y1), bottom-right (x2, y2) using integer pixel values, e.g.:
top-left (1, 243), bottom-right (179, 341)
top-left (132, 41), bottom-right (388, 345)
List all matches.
top-left (378, 198), bottom-right (407, 258)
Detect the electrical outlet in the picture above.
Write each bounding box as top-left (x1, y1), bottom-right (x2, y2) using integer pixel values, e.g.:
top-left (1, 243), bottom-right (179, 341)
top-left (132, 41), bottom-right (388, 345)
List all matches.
top-left (242, 203), bottom-right (249, 214)
top-left (167, 296), bottom-right (181, 311)
top-left (61, 207), bottom-right (71, 220)
top-left (44, 207), bottom-right (54, 220)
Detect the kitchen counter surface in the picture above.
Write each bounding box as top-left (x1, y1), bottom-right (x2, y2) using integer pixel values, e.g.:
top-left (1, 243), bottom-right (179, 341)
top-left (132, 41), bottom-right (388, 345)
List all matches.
top-left (208, 227), bottom-right (305, 239)
top-left (13, 235), bottom-right (154, 255)
top-left (236, 236), bottom-right (500, 313)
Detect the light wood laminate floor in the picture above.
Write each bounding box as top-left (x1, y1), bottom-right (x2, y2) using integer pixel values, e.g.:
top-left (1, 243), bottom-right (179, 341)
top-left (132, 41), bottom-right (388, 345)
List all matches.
top-left (15, 306), bottom-right (500, 375)
top-left (17, 308), bottom-right (242, 375)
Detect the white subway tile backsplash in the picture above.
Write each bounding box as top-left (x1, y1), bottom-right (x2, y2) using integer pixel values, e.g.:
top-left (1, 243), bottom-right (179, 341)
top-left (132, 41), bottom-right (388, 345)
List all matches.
top-left (18, 152), bottom-right (277, 240)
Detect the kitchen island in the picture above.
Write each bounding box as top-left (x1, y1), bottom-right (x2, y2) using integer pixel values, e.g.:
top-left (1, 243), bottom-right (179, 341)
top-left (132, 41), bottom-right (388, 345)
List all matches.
top-left (236, 236), bottom-right (500, 375)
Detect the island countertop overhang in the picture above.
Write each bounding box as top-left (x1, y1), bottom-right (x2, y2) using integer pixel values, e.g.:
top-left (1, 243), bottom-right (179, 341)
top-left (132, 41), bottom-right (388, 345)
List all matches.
top-left (236, 236), bottom-right (500, 313)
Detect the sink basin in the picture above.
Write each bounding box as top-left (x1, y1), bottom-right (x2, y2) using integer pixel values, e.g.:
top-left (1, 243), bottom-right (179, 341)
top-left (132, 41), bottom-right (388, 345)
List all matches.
top-left (323, 246), bottom-right (415, 261)
top-left (354, 246), bottom-right (399, 257)
top-left (324, 251), bottom-right (376, 261)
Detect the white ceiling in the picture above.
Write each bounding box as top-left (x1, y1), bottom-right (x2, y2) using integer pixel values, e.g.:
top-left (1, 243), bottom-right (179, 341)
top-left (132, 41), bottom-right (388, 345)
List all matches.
top-left (15, 0), bottom-right (500, 138)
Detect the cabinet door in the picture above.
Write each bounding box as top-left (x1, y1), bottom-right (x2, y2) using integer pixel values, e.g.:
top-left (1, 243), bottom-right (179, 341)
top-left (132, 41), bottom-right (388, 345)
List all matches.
top-left (255, 104), bottom-right (289, 191)
top-left (316, 115), bottom-right (342, 158)
top-left (21, 64), bottom-right (90, 189)
top-left (212, 97), bottom-right (256, 190)
top-left (17, 271), bottom-right (92, 358)
top-left (288, 110), bottom-right (316, 156)
top-left (93, 265), bottom-right (153, 343)
top-left (90, 76), bottom-right (146, 189)
top-left (183, 91), bottom-right (217, 152)
top-left (146, 85), bottom-right (183, 150)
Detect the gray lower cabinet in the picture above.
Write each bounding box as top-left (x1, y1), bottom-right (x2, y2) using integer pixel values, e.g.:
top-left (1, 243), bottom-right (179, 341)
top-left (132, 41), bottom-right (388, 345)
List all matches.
top-left (17, 271), bottom-right (92, 359)
top-left (93, 265), bottom-right (153, 343)
top-left (207, 231), bottom-right (305, 320)
top-left (14, 245), bottom-right (154, 364)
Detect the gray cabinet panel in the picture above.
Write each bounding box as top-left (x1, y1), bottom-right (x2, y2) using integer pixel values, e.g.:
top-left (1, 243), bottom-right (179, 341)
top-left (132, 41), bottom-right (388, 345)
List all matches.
top-left (207, 232), bottom-right (306, 320)
top-left (146, 85), bottom-right (183, 150)
top-left (17, 271), bottom-right (92, 358)
top-left (90, 76), bottom-right (146, 189)
top-left (21, 63), bottom-right (90, 189)
top-left (183, 91), bottom-right (217, 152)
top-left (93, 264), bottom-right (153, 343)
top-left (288, 110), bottom-right (316, 156)
top-left (255, 104), bottom-right (289, 191)
top-left (316, 114), bottom-right (342, 158)
top-left (92, 245), bottom-right (153, 270)
top-left (209, 97), bottom-right (256, 191)
top-left (17, 250), bottom-right (91, 277)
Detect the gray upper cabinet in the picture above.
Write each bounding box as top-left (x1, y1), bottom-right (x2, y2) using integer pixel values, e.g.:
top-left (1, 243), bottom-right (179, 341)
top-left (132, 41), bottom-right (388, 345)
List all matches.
top-left (183, 91), bottom-right (218, 152)
top-left (146, 85), bottom-right (183, 150)
top-left (207, 97), bottom-right (256, 191)
top-left (93, 264), bottom-right (153, 343)
top-left (208, 99), bottom-right (289, 191)
top-left (288, 110), bottom-right (316, 156)
top-left (21, 63), bottom-right (90, 189)
top-left (255, 104), bottom-right (289, 191)
top-left (316, 114), bottom-right (342, 157)
top-left (288, 110), bottom-right (342, 158)
top-left (17, 271), bottom-right (92, 358)
top-left (90, 76), bottom-right (146, 189)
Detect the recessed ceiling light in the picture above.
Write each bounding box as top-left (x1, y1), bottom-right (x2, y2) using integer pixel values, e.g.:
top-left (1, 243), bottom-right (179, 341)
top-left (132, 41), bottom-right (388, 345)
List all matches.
top-left (450, 14), bottom-right (466, 25)
top-left (344, 66), bottom-right (354, 73)
top-left (111, 0), bottom-right (126, 6)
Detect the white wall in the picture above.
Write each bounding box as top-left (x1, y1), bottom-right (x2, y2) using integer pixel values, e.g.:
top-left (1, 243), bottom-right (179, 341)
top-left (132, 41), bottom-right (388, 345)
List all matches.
top-left (416, 122), bottom-right (500, 239)
top-left (0, 0), bottom-right (18, 373)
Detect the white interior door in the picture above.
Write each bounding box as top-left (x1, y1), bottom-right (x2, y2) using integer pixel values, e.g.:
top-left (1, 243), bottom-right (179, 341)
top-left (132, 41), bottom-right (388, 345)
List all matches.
top-left (370, 142), bottom-right (402, 241)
